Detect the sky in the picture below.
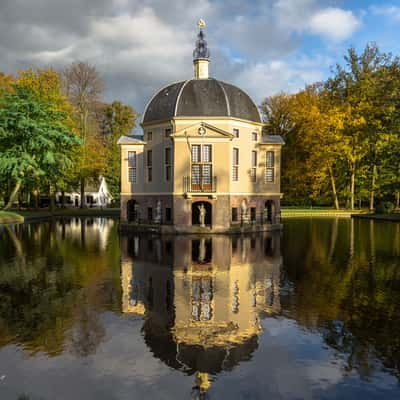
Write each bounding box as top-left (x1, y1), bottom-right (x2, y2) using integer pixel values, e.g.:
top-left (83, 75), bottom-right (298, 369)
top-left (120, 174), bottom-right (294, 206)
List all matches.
top-left (0, 0), bottom-right (399, 117)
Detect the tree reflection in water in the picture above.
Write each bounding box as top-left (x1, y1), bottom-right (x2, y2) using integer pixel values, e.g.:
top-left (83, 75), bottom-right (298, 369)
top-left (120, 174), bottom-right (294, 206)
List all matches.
top-left (0, 218), bottom-right (120, 356)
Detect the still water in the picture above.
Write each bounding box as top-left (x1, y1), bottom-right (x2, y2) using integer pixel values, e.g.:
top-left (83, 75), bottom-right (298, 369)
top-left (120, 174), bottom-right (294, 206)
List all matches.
top-left (0, 217), bottom-right (399, 399)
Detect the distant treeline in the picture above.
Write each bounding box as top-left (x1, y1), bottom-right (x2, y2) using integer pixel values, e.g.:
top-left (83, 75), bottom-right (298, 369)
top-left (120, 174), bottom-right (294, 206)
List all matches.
top-left (0, 63), bottom-right (137, 210)
top-left (261, 44), bottom-right (400, 211)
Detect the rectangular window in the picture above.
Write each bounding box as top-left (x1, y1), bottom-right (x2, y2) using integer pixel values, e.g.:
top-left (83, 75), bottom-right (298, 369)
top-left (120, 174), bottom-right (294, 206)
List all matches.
top-left (251, 150), bottom-right (257, 182)
top-left (232, 148), bottom-right (239, 181)
top-left (147, 150), bottom-right (153, 182)
top-left (233, 128), bottom-right (239, 138)
top-left (165, 207), bottom-right (172, 222)
top-left (128, 167), bottom-right (137, 183)
top-left (192, 145), bottom-right (201, 163)
top-left (165, 166), bottom-right (171, 181)
top-left (165, 128), bottom-right (172, 137)
top-left (266, 151), bottom-right (274, 167)
top-left (232, 207), bottom-right (238, 222)
top-left (147, 150), bottom-right (152, 166)
top-left (165, 147), bottom-right (171, 165)
top-left (202, 144), bottom-right (212, 163)
top-left (147, 207), bottom-right (153, 222)
top-left (250, 207), bottom-right (256, 222)
top-left (191, 144), bottom-right (213, 191)
top-left (265, 151), bottom-right (275, 183)
top-left (165, 147), bottom-right (172, 181)
top-left (252, 132), bottom-right (258, 141)
top-left (147, 131), bottom-right (152, 141)
top-left (128, 151), bottom-right (137, 183)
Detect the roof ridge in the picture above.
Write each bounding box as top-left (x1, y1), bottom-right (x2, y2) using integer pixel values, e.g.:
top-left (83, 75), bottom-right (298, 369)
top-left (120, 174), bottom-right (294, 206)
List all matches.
top-left (215, 80), bottom-right (230, 117)
top-left (174, 79), bottom-right (191, 117)
top-left (142, 80), bottom-right (186, 124)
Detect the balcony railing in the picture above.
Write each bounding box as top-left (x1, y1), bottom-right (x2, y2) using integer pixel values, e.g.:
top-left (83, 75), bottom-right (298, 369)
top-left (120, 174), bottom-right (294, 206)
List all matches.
top-left (183, 176), bottom-right (217, 193)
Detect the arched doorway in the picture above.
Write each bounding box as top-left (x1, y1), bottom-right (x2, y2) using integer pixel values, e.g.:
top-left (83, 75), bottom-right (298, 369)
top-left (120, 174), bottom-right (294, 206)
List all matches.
top-left (127, 200), bottom-right (139, 222)
top-left (264, 200), bottom-right (275, 224)
top-left (192, 201), bottom-right (212, 226)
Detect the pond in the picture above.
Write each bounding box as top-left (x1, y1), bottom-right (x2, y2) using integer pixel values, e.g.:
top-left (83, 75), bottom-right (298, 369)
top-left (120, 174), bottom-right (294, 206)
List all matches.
top-left (0, 217), bottom-right (400, 399)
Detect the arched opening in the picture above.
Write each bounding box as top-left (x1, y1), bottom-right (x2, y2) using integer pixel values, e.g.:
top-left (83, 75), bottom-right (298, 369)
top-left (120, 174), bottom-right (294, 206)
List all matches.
top-left (192, 201), bottom-right (212, 227)
top-left (127, 199), bottom-right (139, 222)
top-left (264, 200), bottom-right (275, 224)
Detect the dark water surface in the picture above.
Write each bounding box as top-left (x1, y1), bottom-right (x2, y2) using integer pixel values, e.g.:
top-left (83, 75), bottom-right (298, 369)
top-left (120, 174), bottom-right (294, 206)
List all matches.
top-left (0, 217), bottom-right (400, 400)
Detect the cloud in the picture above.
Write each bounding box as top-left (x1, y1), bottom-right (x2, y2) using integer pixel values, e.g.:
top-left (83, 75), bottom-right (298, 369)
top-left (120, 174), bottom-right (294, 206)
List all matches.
top-left (0, 0), bottom-right (361, 115)
top-left (233, 54), bottom-right (330, 104)
top-left (308, 7), bottom-right (361, 41)
top-left (370, 5), bottom-right (400, 22)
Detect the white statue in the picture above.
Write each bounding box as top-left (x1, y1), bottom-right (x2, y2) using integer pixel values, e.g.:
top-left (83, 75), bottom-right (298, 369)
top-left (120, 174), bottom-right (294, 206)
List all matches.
top-left (198, 204), bottom-right (206, 227)
top-left (240, 199), bottom-right (248, 223)
top-left (154, 200), bottom-right (162, 224)
top-left (198, 238), bottom-right (206, 262)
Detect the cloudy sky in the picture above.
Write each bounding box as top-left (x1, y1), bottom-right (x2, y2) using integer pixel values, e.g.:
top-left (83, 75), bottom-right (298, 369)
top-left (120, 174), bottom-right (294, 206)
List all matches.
top-left (1, 0), bottom-right (399, 116)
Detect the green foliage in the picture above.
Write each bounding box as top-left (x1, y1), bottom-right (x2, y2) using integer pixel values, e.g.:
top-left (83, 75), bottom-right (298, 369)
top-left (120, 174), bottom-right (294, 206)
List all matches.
top-left (0, 85), bottom-right (81, 201)
top-left (263, 43), bottom-right (400, 211)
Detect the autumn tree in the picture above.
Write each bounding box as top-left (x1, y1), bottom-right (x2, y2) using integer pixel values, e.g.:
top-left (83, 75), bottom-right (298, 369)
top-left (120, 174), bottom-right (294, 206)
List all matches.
top-left (326, 44), bottom-right (400, 210)
top-left (98, 100), bottom-right (137, 202)
top-left (63, 62), bottom-right (106, 207)
top-left (15, 67), bottom-right (78, 208)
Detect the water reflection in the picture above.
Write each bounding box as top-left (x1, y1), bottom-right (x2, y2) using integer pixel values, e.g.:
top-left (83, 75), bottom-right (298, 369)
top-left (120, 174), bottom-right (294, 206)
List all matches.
top-left (0, 218), bottom-right (400, 398)
top-left (0, 218), bottom-right (119, 356)
top-left (120, 233), bottom-right (282, 397)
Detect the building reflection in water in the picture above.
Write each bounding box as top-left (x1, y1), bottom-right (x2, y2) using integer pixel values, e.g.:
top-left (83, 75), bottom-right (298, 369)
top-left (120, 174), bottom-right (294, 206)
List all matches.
top-left (120, 233), bottom-right (282, 398)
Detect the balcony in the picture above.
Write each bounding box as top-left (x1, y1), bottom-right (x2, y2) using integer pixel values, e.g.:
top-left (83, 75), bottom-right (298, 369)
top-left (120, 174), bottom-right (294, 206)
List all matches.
top-left (183, 176), bottom-right (217, 193)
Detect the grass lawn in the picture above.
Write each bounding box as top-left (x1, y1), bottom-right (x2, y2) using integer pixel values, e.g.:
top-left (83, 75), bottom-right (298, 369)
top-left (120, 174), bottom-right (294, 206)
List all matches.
top-left (281, 207), bottom-right (367, 217)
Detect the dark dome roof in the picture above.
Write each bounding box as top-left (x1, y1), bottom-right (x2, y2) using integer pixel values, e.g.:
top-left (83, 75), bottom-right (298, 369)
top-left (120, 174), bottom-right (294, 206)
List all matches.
top-left (143, 79), bottom-right (261, 124)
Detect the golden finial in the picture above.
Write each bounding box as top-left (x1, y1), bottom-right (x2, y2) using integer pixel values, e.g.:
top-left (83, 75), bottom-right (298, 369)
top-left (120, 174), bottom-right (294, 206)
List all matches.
top-left (197, 19), bottom-right (206, 29)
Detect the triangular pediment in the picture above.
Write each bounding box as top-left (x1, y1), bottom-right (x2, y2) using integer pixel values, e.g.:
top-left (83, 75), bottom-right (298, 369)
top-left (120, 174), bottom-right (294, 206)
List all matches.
top-left (172, 122), bottom-right (234, 139)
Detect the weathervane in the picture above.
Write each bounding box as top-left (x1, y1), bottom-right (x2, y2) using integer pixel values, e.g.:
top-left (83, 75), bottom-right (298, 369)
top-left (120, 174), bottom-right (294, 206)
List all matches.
top-left (197, 19), bottom-right (206, 29)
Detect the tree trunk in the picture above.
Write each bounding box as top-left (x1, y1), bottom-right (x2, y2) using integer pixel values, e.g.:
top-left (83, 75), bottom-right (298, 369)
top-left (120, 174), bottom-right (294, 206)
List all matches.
top-left (80, 176), bottom-right (86, 208)
top-left (61, 190), bottom-right (66, 208)
top-left (33, 189), bottom-right (39, 211)
top-left (396, 191), bottom-right (400, 209)
top-left (350, 165), bottom-right (355, 210)
top-left (49, 185), bottom-right (56, 212)
top-left (328, 165), bottom-right (339, 210)
top-left (3, 180), bottom-right (21, 210)
top-left (369, 164), bottom-right (377, 212)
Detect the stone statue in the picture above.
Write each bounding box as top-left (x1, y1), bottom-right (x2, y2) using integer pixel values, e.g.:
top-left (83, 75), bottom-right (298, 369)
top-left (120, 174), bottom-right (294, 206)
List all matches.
top-left (263, 207), bottom-right (269, 224)
top-left (198, 238), bottom-right (206, 262)
top-left (154, 200), bottom-right (162, 224)
top-left (198, 203), bottom-right (206, 227)
top-left (240, 199), bottom-right (248, 224)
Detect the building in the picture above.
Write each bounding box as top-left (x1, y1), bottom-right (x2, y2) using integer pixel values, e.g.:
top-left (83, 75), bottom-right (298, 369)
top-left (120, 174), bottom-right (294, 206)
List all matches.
top-left (119, 21), bottom-right (284, 233)
top-left (54, 176), bottom-right (113, 208)
top-left (120, 232), bottom-right (282, 396)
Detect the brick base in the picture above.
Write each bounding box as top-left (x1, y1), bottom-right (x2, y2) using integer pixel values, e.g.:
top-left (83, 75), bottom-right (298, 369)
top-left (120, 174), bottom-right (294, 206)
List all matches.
top-left (120, 194), bottom-right (281, 228)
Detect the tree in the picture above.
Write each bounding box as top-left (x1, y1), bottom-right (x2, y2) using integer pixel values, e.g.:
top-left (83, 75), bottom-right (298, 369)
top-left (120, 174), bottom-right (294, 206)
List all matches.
top-left (326, 44), bottom-right (399, 210)
top-left (63, 62), bottom-right (105, 207)
top-left (98, 101), bottom-right (137, 202)
top-left (16, 67), bottom-right (78, 209)
top-left (0, 85), bottom-right (81, 210)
